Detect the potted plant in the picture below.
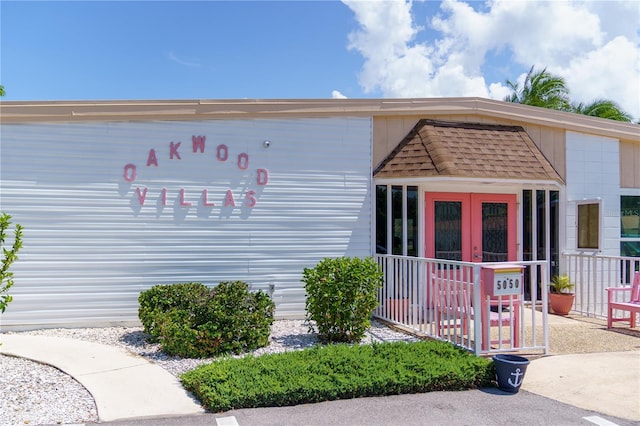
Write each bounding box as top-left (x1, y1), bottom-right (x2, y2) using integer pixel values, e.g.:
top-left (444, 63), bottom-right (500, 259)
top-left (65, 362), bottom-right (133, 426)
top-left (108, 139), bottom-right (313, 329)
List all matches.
top-left (548, 274), bottom-right (575, 315)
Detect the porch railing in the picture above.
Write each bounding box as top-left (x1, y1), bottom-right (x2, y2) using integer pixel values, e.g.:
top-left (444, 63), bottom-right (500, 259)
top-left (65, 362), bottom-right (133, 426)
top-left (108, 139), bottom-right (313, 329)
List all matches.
top-left (373, 255), bottom-right (549, 356)
top-left (563, 252), bottom-right (640, 318)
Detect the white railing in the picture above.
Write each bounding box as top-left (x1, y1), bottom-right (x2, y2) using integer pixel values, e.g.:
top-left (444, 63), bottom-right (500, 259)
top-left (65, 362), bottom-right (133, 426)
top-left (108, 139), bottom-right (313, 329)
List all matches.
top-left (563, 253), bottom-right (640, 318)
top-left (373, 255), bottom-right (549, 355)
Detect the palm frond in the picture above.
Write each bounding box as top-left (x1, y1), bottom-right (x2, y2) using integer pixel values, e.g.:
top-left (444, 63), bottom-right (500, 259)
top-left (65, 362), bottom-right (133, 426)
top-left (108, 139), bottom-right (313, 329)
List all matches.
top-left (572, 99), bottom-right (632, 122)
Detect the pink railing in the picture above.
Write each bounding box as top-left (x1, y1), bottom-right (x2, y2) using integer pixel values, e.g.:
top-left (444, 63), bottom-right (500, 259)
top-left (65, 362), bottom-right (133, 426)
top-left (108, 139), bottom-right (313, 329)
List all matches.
top-left (373, 255), bottom-right (549, 355)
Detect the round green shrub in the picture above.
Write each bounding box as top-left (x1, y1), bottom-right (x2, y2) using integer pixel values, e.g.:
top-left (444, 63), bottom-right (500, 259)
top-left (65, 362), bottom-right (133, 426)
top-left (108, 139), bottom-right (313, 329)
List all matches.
top-left (303, 257), bottom-right (383, 344)
top-left (139, 281), bottom-right (275, 358)
top-left (138, 282), bottom-right (210, 341)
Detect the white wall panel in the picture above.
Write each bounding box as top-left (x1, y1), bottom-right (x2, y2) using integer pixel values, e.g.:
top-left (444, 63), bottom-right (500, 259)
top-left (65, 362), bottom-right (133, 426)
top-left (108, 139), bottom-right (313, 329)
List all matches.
top-left (565, 131), bottom-right (620, 256)
top-left (0, 117), bottom-right (372, 329)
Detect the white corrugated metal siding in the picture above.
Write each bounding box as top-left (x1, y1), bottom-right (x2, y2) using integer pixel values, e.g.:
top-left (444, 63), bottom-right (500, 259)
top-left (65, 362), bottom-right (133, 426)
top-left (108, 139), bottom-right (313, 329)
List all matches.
top-left (0, 117), bottom-right (372, 329)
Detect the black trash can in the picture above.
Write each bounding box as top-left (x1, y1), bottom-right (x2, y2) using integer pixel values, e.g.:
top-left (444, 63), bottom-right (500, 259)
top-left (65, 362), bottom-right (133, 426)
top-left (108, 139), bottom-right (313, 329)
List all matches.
top-left (493, 354), bottom-right (530, 393)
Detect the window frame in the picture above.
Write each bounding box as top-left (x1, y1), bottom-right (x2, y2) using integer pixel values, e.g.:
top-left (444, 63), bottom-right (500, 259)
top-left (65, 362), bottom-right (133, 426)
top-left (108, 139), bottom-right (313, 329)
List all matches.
top-left (575, 199), bottom-right (602, 252)
top-left (375, 184), bottom-right (419, 257)
top-left (620, 195), bottom-right (640, 258)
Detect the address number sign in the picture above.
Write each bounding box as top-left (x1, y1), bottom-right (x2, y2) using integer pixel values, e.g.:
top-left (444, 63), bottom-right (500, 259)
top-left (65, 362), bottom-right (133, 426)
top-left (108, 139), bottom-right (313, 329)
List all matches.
top-left (492, 269), bottom-right (523, 296)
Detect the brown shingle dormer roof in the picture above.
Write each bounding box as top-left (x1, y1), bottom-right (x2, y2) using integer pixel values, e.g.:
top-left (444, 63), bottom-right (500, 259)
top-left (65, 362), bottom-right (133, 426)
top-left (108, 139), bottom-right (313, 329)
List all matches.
top-left (373, 119), bottom-right (563, 182)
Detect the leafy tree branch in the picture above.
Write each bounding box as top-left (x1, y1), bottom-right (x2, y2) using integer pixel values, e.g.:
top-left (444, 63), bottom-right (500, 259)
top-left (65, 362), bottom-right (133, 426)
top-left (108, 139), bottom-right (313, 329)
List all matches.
top-left (1, 213), bottom-right (24, 314)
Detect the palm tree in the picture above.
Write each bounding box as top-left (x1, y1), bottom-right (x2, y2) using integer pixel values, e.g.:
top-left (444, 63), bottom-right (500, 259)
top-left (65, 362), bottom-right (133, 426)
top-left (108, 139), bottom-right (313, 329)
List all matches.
top-left (571, 99), bottom-right (632, 122)
top-left (505, 66), bottom-right (634, 122)
top-left (504, 66), bottom-right (571, 111)
top-left (0, 85), bottom-right (5, 97)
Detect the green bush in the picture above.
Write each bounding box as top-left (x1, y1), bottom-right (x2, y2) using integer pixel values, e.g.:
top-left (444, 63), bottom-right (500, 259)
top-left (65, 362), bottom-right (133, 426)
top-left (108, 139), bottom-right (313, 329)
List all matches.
top-left (181, 339), bottom-right (493, 412)
top-left (138, 282), bottom-right (210, 341)
top-left (303, 257), bottom-right (382, 343)
top-left (139, 281), bottom-right (275, 358)
top-left (0, 212), bottom-right (23, 314)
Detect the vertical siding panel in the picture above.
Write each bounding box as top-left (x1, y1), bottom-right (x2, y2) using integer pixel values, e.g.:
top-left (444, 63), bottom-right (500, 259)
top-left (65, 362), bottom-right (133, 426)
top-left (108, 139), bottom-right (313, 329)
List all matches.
top-left (0, 117), bottom-right (372, 328)
top-left (565, 131), bottom-right (620, 256)
top-left (620, 140), bottom-right (640, 188)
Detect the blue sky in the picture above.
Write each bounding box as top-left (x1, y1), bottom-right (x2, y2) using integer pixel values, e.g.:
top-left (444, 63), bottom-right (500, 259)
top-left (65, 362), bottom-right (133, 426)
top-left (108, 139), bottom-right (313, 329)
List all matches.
top-left (1, 1), bottom-right (363, 99)
top-left (2, 1), bottom-right (639, 119)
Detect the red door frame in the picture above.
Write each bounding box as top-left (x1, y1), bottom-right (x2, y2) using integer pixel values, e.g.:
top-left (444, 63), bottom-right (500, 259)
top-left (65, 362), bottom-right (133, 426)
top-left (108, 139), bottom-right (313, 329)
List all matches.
top-left (425, 192), bottom-right (472, 261)
top-left (426, 192), bottom-right (520, 350)
top-left (425, 192), bottom-right (517, 262)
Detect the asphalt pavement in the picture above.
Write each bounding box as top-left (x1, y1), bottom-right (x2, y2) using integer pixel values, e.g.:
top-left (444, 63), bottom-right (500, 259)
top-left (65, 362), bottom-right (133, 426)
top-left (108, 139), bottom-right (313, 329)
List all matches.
top-left (95, 387), bottom-right (637, 426)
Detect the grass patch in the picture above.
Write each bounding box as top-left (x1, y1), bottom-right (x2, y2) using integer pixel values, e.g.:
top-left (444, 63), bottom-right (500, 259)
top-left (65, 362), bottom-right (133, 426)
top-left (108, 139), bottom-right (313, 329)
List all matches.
top-left (181, 339), bottom-right (494, 412)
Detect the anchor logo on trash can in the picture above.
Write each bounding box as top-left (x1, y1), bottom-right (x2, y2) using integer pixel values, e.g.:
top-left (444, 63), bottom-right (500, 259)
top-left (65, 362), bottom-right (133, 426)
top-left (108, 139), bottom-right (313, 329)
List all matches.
top-left (493, 354), bottom-right (530, 393)
top-left (507, 368), bottom-right (524, 388)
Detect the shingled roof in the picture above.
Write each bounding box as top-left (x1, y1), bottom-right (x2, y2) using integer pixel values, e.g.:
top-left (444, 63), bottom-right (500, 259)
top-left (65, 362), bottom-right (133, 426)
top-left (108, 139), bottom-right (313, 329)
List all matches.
top-left (373, 119), bottom-right (563, 182)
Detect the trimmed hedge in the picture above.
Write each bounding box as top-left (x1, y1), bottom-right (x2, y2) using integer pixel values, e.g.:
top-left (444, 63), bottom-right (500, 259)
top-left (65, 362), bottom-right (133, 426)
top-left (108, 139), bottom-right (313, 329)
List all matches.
top-left (181, 340), bottom-right (493, 412)
top-left (138, 281), bottom-right (275, 358)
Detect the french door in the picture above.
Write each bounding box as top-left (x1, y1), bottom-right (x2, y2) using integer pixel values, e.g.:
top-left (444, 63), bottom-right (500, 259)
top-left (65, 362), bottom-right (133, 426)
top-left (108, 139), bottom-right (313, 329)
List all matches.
top-left (425, 192), bottom-right (517, 263)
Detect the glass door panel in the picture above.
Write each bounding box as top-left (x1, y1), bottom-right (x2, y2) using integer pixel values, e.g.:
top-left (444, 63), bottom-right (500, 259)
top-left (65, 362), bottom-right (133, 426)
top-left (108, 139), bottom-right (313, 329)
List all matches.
top-left (434, 201), bottom-right (463, 261)
top-left (470, 193), bottom-right (517, 263)
top-left (426, 192), bottom-right (516, 262)
top-left (481, 202), bottom-right (508, 262)
top-left (425, 193), bottom-right (470, 261)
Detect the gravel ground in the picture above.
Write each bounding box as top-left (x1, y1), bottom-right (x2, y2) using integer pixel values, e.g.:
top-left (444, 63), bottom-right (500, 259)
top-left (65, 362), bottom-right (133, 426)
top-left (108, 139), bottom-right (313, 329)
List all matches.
top-left (546, 316), bottom-right (640, 354)
top-left (0, 320), bottom-right (418, 426)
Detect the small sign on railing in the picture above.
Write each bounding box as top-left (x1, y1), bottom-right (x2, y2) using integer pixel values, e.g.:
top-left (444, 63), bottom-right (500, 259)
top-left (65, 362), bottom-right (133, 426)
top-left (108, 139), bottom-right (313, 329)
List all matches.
top-left (482, 264), bottom-right (524, 296)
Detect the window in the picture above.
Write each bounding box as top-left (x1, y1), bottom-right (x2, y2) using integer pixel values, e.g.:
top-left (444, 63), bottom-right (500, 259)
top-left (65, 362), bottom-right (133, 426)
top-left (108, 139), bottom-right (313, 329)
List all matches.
top-left (375, 184), bottom-right (419, 256)
top-left (375, 186), bottom-right (388, 254)
top-left (576, 200), bottom-right (601, 250)
top-left (392, 186), bottom-right (403, 255)
top-left (621, 195), bottom-right (640, 257)
top-left (407, 186), bottom-right (418, 256)
top-left (522, 189), bottom-right (560, 300)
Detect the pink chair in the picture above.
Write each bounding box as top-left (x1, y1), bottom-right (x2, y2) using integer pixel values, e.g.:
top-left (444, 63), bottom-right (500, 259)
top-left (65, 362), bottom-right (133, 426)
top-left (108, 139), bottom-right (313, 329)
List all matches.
top-left (606, 271), bottom-right (640, 329)
top-left (433, 275), bottom-right (520, 350)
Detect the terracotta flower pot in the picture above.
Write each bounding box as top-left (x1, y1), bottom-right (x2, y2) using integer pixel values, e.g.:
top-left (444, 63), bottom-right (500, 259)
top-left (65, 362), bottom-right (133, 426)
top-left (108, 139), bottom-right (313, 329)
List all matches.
top-left (549, 292), bottom-right (575, 315)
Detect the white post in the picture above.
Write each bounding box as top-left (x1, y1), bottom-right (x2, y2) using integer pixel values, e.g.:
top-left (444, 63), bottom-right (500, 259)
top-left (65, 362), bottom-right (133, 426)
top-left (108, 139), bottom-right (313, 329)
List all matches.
top-left (541, 262), bottom-right (549, 354)
top-left (472, 264), bottom-right (482, 356)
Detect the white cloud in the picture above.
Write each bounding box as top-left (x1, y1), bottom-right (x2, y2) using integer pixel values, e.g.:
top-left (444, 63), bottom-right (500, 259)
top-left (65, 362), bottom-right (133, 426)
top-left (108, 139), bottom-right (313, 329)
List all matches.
top-left (561, 36), bottom-right (640, 116)
top-left (331, 90), bottom-right (348, 99)
top-left (343, 0), bottom-right (640, 119)
top-left (167, 52), bottom-right (201, 68)
top-left (344, 0), bottom-right (436, 96)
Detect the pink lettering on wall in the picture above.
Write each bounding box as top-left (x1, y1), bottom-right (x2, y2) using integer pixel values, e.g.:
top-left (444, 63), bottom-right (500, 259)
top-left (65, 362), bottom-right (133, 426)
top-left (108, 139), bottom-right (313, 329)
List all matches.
top-left (124, 164), bottom-right (137, 182)
top-left (202, 189), bottom-right (215, 207)
top-left (122, 134), bottom-right (270, 213)
top-left (161, 188), bottom-right (167, 206)
top-left (147, 149), bottom-right (158, 167)
top-left (245, 190), bottom-right (257, 208)
top-left (237, 153), bottom-right (249, 170)
top-left (224, 190), bottom-right (236, 207)
top-left (257, 168), bottom-right (269, 186)
top-left (179, 188), bottom-right (192, 207)
top-left (216, 144), bottom-right (228, 162)
top-left (136, 187), bottom-right (148, 205)
top-left (192, 136), bottom-right (206, 153)
top-left (170, 142), bottom-right (182, 160)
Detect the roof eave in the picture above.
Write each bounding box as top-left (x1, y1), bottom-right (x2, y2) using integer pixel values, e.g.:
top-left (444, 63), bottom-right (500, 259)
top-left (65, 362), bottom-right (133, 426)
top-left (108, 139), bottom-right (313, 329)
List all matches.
top-left (1, 97), bottom-right (638, 142)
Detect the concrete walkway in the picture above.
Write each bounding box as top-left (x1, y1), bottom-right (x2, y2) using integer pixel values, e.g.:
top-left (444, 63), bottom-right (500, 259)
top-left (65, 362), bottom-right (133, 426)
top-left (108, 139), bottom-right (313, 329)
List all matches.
top-left (0, 334), bottom-right (204, 422)
top-left (521, 350), bottom-right (640, 422)
top-left (520, 311), bottom-right (640, 421)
